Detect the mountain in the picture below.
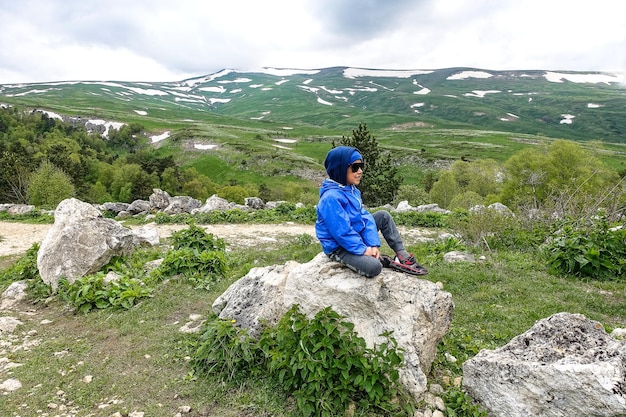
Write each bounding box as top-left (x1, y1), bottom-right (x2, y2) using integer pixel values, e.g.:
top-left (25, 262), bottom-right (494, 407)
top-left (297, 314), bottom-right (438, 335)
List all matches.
top-left (1, 66), bottom-right (625, 143)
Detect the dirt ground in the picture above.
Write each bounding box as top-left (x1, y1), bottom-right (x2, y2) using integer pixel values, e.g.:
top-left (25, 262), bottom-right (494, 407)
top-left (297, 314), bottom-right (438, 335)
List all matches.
top-left (0, 221), bottom-right (319, 258)
top-left (0, 219), bottom-right (433, 261)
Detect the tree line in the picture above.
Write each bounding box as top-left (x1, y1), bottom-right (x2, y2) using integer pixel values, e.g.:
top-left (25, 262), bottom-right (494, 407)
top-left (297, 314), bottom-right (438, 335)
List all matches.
top-left (0, 107), bottom-right (234, 208)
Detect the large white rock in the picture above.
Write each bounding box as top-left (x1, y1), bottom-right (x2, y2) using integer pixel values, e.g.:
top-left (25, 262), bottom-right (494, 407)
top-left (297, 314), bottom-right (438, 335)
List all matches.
top-left (37, 198), bottom-right (158, 290)
top-left (212, 252), bottom-right (454, 400)
top-left (463, 312), bottom-right (626, 417)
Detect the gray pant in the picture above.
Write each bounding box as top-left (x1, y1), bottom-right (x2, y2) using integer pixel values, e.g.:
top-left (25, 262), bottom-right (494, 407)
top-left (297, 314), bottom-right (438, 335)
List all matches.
top-left (327, 210), bottom-right (406, 278)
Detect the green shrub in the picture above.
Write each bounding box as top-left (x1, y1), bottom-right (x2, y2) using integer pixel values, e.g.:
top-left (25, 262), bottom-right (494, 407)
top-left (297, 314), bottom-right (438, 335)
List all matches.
top-left (155, 223), bottom-right (227, 289)
top-left (390, 210), bottom-right (449, 228)
top-left (393, 184), bottom-right (430, 207)
top-left (542, 214), bottom-right (626, 279)
top-left (442, 388), bottom-right (487, 417)
top-left (170, 222), bottom-right (226, 252)
top-left (448, 208), bottom-right (522, 250)
top-left (192, 317), bottom-right (264, 381)
top-left (57, 273), bottom-right (153, 313)
top-left (192, 305), bottom-right (413, 417)
top-left (261, 306), bottom-right (411, 417)
top-left (0, 242), bottom-right (40, 292)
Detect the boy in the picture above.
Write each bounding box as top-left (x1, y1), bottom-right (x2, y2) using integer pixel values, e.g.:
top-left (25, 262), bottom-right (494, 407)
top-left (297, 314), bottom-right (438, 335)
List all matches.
top-left (315, 146), bottom-right (428, 277)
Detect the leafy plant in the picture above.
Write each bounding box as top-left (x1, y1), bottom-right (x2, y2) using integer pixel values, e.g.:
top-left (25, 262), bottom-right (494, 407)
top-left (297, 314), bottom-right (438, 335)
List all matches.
top-left (0, 242), bottom-right (40, 292)
top-left (542, 214), bottom-right (626, 279)
top-left (442, 388), bottom-right (487, 417)
top-left (192, 306), bottom-right (413, 417)
top-left (260, 305), bottom-right (412, 417)
top-left (170, 222), bottom-right (226, 252)
top-left (192, 317), bottom-right (263, 381)
top-left (57, 273), bottom-right (153, 313)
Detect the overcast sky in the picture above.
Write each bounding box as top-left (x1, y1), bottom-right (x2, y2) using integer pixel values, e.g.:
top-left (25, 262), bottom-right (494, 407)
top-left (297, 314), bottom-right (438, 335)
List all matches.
top-left (0, 0), bottom-right (625, 84)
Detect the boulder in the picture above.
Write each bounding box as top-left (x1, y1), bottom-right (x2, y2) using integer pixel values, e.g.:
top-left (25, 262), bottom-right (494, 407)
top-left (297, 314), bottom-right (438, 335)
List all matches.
top-left (212, 252), bottom-right (454, 401)
top-left (37, 198), bottom-right (159, 290)
top-left (7, 204), bottom-right (35, 215)
top-left (97, 202), bottom-right (130, 215)
top-left (163, 196), bottom-right (202, 214)
top-left (127, 199), bottom-right (151, 214)
top-left (193, 194), bottom-right (231, 213)
top-left (149, 188), bottom-right (171, 210)
top-left (0, 316), bottom-right (23, 333)
top-left (245, 197), bottom-right (265, 210)
top-left (463, 312), bottom-right (626, 417)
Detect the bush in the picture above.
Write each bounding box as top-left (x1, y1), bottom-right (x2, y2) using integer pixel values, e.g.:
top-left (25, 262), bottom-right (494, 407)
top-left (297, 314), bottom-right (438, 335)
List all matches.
top-left (155, 223), bottom-right (227, 289)
top-left (393, 184), bottom-right (430, 207)
top-left (448, 209), bottom-right (522, 250)
top-left (542, 214), bottom-right (626, 279)
top-left (0, 242), bottom-right (40, 292)
top-left (57, 274), bottom-right (153, 313)
top-left (28, 160), bottom-right (75, 208)
top-left (192, 305), bottom-right (413, 417)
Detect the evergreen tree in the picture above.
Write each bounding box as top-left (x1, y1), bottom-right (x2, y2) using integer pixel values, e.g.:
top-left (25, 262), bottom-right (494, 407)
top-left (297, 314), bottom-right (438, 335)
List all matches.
top-left (334, 123), bottom-right (403, 206)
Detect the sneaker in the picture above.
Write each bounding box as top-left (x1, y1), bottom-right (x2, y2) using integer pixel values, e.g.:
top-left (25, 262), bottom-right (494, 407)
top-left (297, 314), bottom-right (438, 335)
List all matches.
top-left (391, 253), bottom-right (428, 275)
top-left (379, 254), bottom-right (393, 268)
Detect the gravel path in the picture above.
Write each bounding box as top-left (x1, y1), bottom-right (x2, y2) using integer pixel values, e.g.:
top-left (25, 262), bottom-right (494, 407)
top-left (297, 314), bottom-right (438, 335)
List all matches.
top-left (0, 221), bottom-right (317, 257)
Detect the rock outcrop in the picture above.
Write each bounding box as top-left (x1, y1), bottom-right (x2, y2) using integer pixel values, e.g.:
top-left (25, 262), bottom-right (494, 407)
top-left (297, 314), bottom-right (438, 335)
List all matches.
top-left (463, 312), bottom-right (626, 417)
top-left (212, 252), bottom-right (454, 401)
top-left (36, 198), bottom-right (159, 290)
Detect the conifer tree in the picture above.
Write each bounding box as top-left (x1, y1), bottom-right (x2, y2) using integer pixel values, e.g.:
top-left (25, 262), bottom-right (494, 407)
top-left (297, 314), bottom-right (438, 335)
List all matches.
top-left (334, 123), bottom-right (403, 206)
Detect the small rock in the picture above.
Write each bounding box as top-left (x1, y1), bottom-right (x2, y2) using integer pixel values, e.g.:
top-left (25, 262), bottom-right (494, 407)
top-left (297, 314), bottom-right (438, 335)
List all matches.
top-left (0, 378), bottom-right (22, 391)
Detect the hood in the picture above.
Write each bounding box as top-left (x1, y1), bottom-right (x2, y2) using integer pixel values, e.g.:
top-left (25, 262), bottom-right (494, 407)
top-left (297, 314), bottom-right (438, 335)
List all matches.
top-left (324, 146), bottom-right (362, 185)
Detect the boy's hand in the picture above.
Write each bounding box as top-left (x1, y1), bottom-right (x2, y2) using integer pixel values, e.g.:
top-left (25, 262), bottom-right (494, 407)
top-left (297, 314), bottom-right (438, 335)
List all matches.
top-left (365, 246), bottom-right (380, 259)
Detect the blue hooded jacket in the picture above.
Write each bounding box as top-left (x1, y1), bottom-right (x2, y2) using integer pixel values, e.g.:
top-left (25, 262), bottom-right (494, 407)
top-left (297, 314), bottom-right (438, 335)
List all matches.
top-left (315, 146), bottom-right (381, 255)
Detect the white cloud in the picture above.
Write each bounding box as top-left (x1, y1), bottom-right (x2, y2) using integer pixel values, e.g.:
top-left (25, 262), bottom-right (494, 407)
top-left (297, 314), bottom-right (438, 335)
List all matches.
top-left (0, 0), bottom-right (625, 83)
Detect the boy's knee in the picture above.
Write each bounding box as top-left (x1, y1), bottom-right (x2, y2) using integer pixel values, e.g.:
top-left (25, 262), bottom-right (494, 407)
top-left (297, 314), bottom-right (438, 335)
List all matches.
top-left (363, 261), bottom-right (383, 278)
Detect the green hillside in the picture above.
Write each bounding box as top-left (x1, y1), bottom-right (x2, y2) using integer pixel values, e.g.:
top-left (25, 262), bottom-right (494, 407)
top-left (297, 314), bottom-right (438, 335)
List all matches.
top-left (1, 67), bottom-right (625, 204)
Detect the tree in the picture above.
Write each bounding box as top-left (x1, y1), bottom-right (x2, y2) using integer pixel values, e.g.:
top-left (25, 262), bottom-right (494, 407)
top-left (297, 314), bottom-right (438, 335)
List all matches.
top-left (500, 140), bottom-right (619, 217)
top-left (335, 123), bottom-right (403, 206)
top-left (27, 160), bottom-right (75, 208)
top-left (429, 171), bottom-right (458, 209)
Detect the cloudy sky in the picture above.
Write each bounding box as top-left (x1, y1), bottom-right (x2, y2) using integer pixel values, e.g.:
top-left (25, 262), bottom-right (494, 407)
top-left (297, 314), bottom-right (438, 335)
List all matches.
top-left (0, 0), bottom-right (624, 84)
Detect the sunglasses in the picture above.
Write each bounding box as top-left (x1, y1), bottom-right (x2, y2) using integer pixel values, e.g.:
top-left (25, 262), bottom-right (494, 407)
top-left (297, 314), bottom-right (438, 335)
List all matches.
top-left (349, 162), bottom-right (365, 173)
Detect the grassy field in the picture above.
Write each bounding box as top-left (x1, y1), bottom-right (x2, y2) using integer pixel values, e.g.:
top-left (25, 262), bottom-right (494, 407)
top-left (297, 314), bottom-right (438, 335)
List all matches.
top-left (1, 217), bottom-right (625, 416)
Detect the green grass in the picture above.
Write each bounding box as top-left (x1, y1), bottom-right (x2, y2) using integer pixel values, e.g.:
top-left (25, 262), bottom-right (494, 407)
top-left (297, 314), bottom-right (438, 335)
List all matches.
top-left (2, 222), bottom-right (626, 416)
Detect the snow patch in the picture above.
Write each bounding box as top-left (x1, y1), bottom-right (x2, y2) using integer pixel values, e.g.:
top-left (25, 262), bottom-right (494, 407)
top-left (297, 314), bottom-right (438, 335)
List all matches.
top-left (194, 144), bottom-right (218, 150)
top-left (560, 114), bottom-right (576, 124)
top-left (587, 103), bottom-right (603, 108)
top-left (343, 68), bottom-right (433, 79)
top-left (317, 97), bottom-right (333, 106)
top-left (544, 72), bottom-right (621, 84)
top-left (274, 139), bottom-right (297, 143)
top-left (218, 78), bottom-right (252, 84)
top-left (134, 110), bottom-right (147, 115)
top-left (464, 90), bottom-right (501, 98)
top-left (275, 79), bottom-right (289, 85)
top-left (414, 87), bottom-right (430, 95)
top-left (199, 86), bottom-right (226, 93)
top-left (150, 131), bottom-right (171, 143)
top-left (447, 71), bottom-right (493, 80)
top-left (209, 98), bottom-right (231, 104)
top-left (183, 69), bottom-right (234, 87)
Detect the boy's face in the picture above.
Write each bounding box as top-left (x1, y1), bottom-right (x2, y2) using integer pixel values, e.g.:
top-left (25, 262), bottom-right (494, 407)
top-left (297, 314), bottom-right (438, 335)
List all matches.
top-left (346, 159), bottom-right (364, 186)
